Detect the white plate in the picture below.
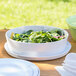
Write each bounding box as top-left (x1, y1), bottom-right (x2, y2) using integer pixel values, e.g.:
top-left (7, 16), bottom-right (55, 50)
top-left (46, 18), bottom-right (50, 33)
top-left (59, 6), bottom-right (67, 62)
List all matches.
top-left (0, 58), bottom-right (40, 76)
top-left (55, 66), bottom-right (76, 76)
top-left (4, 42), bottom-right (71, 61)
top-left (64, 53), bottom-right (76, 66)
top-left (63, 64), bottom-right (76, 74)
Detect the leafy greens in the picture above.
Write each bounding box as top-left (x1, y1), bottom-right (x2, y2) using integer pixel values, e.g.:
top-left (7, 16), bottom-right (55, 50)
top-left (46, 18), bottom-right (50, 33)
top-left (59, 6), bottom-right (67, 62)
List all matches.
top-left (10, 29), bottom-right (65, 43)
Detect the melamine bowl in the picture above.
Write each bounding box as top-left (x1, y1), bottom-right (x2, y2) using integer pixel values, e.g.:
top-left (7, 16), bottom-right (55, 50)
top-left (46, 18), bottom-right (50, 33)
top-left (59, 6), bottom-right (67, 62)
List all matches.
top-left (66, 15), bottom-right (76, 41)
top-left (5, 26), bottom-right (69, 57)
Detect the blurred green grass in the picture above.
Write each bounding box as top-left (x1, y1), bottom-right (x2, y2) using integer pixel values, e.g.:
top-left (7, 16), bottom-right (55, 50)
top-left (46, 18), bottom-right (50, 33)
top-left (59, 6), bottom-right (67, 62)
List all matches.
top-left (0, 0), bottom-right (76, 29)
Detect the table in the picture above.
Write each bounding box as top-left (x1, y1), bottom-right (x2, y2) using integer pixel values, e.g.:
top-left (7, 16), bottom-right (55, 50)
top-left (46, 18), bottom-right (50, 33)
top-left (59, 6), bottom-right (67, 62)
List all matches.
top-left (0, 29), bottom-right (76, 76)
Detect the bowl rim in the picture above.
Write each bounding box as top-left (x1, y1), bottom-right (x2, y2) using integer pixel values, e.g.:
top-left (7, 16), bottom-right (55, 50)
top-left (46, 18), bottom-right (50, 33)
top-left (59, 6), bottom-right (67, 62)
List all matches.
top-left (66, 15), bottom-right (76, 28)
top-left (6, 25), bottom-right (69, 44)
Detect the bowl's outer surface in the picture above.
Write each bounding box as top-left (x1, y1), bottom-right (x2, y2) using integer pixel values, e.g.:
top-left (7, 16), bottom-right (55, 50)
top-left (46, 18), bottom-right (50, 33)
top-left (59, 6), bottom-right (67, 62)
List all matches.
top-left (66, 15), bottom-right (76, 41)
top-left (6, 26), bottom-right (69, 56)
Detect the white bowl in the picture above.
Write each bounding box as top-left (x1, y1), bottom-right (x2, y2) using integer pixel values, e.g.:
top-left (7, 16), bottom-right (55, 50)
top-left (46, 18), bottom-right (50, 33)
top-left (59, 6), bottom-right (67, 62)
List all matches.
top-left (5, 26), bottom-right (69, 56)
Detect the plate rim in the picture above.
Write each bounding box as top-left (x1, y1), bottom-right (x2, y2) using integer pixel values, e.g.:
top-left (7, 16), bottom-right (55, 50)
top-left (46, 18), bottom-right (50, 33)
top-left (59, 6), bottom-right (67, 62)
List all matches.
top-left (4, 41), bottom-right (71, 61)
top-left (0, 58), bottom-right (40, 76)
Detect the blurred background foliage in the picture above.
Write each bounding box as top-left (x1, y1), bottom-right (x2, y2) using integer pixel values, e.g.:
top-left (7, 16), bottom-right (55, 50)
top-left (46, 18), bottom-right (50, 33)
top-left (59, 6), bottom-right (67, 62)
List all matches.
top-left (0, 0), bottom-right (76, 29)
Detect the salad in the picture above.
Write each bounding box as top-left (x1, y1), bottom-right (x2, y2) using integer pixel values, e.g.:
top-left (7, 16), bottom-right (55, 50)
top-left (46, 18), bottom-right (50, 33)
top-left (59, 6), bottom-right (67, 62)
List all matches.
top-left (10, 29), bottom-right (65, 43)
